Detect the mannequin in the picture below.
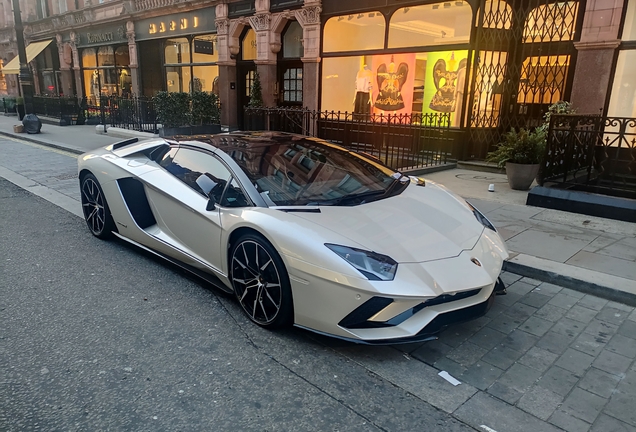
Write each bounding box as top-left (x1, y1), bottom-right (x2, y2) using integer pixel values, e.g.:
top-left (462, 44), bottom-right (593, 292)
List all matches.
top-left (353, 64), bottom-right (373, 118)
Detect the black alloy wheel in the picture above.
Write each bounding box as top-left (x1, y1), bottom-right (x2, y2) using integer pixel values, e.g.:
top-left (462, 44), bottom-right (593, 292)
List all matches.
top-left (80, 173), bottom-right (115, 239)
top-left (230, 233), bottom-right (293, 328)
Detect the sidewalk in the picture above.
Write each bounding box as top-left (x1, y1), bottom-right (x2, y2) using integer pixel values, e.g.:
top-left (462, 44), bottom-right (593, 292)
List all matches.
top-left (1, 115), bottom-right (635, 306)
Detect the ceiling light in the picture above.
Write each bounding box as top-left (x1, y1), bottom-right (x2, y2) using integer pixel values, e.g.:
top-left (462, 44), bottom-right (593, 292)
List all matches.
top-left (357, 13), bottom-right (364, 18)
top-left (368, 13), bottom-right (374, 18)
top-left (444, 2), bottom-right (451, 7)
top-left (432, 4), bottom-right (439, 9)
top-left (348, 15), bottom-right (353, 20)
top-left (337, 16), bottom-right (344, 21)
top-left (455, 1), bottom-right (464, 5)
top-left (404, 7), bottom-right (410, 13)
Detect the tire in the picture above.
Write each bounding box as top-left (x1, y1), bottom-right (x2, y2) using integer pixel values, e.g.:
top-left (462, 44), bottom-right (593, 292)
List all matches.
top-left (230, 233), bottom-right (294, 329)
top-left (80, 173), bottom-right (115, 239)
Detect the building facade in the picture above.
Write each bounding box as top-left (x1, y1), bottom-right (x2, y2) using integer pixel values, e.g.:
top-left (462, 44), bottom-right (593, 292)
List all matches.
top-left (0, 0), bottom-right (633, 157)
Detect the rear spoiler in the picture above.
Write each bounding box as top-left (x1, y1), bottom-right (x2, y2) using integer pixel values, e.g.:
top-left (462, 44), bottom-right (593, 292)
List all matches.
top-left (107, 138), bottom-right (169, 158)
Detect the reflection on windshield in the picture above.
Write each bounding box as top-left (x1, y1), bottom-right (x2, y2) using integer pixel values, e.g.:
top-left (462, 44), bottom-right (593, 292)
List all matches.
top-left (213, 134), bottom-right (403, 206)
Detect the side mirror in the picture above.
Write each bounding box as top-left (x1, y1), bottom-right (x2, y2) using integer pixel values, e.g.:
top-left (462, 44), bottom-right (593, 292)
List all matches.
top-left (196, 174), bottom-right (218, 211)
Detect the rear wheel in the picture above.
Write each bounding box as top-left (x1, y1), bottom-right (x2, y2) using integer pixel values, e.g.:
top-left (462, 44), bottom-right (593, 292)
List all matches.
top-left (80, 173), bottom-right (115, 239)
top-left (230, 233), bottom-right (293, 328)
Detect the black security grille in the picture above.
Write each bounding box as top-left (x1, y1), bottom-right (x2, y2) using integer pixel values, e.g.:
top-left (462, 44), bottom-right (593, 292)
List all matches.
top-left (466, 0), bottom-right (582, 159)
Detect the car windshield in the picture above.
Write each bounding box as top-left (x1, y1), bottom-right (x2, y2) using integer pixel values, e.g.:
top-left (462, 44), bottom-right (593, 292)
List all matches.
top-left (216, 134), bottom-right (408, 206)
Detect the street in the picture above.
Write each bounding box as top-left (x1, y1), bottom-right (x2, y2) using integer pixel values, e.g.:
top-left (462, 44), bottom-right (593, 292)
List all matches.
top-left (1, 136), bottom-right (635, 432)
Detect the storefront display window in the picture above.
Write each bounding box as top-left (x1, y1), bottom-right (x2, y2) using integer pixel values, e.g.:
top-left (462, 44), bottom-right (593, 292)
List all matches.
top-left (517, 55), bottom-right (570, 104)
top-left (480, 0), bottom-right (512, 29)
top-left (523, 1), bottom-right (579, 43)
top-left (622, 0), bottom-right (636, 40)
top-left (607, 51), bottom-right (636, 119)
top-left (471, 51), bottom-right (507, 128)
top-left (388, 4), bottom-right (472, 48)
top-left (164, 35), bottom-right (219, 93)
top-left (323, 12), bottom-right (385, 53)
top-left (82, 45), bottom-right (130, 103)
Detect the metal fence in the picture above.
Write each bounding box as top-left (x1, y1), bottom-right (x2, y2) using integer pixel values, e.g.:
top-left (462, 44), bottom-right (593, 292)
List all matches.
top-left (538, 114), bottom-right (636, 199)
top-left (32, 96), bottom-right (81, 124)
top-left (244, 107), bottom-right (453, 171)
top-left (79, 95), bottom-right (159, 134)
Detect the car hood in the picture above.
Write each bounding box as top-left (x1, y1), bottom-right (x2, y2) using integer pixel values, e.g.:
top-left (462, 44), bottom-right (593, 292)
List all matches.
top-left (289, 182), bottom-right (484, 263)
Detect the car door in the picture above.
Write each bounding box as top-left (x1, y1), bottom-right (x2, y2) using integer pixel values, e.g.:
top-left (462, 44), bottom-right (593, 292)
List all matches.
top-left (141, 146), bottom-right (233, 273)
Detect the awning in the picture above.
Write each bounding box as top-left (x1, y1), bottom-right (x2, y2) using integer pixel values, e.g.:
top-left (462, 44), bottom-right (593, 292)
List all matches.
top-left (2, 40), bottom-right (53, 74)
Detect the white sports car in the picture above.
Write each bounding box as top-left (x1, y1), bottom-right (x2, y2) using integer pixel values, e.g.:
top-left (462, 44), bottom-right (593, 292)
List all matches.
top-left (78, 132), bottom-right (509, 344)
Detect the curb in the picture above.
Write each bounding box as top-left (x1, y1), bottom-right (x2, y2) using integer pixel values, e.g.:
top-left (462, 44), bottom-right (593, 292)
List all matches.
top-left (504, 253), bottom-right (636, 307)
top-left (0, 130), bottom-right (84, 155)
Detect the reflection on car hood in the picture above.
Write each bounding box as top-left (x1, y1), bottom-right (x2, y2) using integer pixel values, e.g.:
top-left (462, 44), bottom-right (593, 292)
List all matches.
top-left (289, 183), bottom-right (484, 263)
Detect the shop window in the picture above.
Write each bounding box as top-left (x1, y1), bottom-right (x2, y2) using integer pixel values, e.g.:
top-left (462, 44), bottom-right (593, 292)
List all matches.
top-left (323, 12), bottom-right (385, 53)
top-left (192, 35), bottom-right (219, 64)
top-left (283, 21), bottom-right (303, 58)
top-left (97, 46), bottom-right (115, 67)
top-left (245, 69), bottom-right (255, 97)
top-left (478, 0), bottom-right (512, 29)
top-left (165, 38), bottom-right (191, 64)
top-left (115, 46), bottom-right (129, 67)
top-left (282, 67), bottom-right (302, 103)
top-left (622, 0), bottom-right (636, 40)
top-left (388, 3), bottom-right (472, 48)
top-left (192, 65), bottom-right (219, 93)
top-left (607, 51), bottom-right (636, 118)
top-left (517, 55), bottom-right (570, 104)
top-left (81, 48), bottom-right (97, 68)
top-left (523, 2), bottom-right (579, 43)
top-left (470, 51), bottom-right (508, 128)
top-left (242, 29), bottom-right (257, 60)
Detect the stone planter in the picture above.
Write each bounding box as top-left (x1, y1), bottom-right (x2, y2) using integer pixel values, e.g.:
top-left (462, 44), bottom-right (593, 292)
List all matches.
top-left (505, 162), bottom-right (540, 191)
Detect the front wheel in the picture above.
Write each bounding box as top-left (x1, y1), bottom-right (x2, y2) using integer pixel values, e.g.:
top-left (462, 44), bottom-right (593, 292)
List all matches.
top-left (80, 173), bottom-right (115, 239)
top-left (230, 233), bottom-right (294, 329)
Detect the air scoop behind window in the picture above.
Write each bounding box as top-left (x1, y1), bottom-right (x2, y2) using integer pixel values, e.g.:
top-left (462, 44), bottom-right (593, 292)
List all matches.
top-left (274, 207), bottom-right (321, 213)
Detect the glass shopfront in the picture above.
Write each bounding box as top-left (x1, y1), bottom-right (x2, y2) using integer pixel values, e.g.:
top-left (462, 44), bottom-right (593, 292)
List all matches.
top-left (82, 45), bottom-right (131, 103)
top-left (322, 4), bottom-right (471, 125)
top-left (607, 0), bottom-right (636, 119)
top-left (164, 35), bottom-right (219, 94)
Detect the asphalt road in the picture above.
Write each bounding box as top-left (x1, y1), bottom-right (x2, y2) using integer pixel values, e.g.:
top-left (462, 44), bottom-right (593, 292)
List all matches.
top-left (0, 177), bottom-right (472, 431)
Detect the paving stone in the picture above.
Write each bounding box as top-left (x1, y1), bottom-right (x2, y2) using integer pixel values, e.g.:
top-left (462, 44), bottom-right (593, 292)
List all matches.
top-left (504, 302), bottom-right (539, 322)
top-left (578, 367), bottom-right (622, 399)
top-left (520, 277), bottom-right (542, 286)
top-left (562, 289), bottom-right (587, 300)
top-left (567, 305), bottom-right (602, 324)
top-left (482, 345), bottom-right (523, 370)
top-left (433, 357), bottom-right (467, 378)
top-left (578, 295), bottom-right (609, 312)
top-left (549, 292), bottom-right (579, 310)
top-left (596, 307), bottom-right (630, 326)
top-left (535, 304), bottom-right (569, 322)
top-left (496, 363), bottom-right (542, 393)
top-left (455, 392), bottom-right (563, 432)
top-left (606, 301), bottom-right (635, 313)
top-left (494, 291), bottom-right (524, 307)
top-left (519, 291), bottom-right (552, 309)
top-left (604, 369), bottom-right (636, 427)
top-left (538, 366), bottom-right (581, 396)
top-left (439, 327), bottom-right (475, 348)
top-left (487, 381), bottom-right (525, 405)
top-left (518, 346), bottom-right (559, 372)
top-left (484, 314), bottom-right (522, 335)
top-left (606, 334), bottom-right (636, 359)
top-left (585, 319), bottom-right (620, 339)
top-left (500, 271), bottom-right (522, 286)
top-left (459, 362), bottom-right (504, 391)
top-left (628, 309), bottom-right (636, 322)
top-left (533, 282), bottom-right (563, 296)
top-left (501, 330), bottom-right (537, 354)
top-left (410, 340), bottom-right (453, 365)
top-left (593, 351), bottom-right (632, 376)
top-left (561, 387), bottom-right (608, 424)
top-left (506, 280), bottom-right (537, 296)
top-left (537, 331), bottom-right (577, 355)
top-left (549, 409), bottom-right (592, 432)
top-left (517, 385), bottom-right (563, 420)
top-left (618, 320), bottom-right (636, 340)
top-left (552, 317), bottom-right (586, 339)
top-left (470, 326), bottom-right (508, 352)
top-left (572, 332), bottom-right (611, 357)
top-left (485, 301), bottom-right (507, 318)
top-left (555, 348), bottom-right (595, 377)
top-left (447, 342), bottom-right (488, 367)
top-left (590, 414), bottom-right (636, 432)
top-left (520, 316), bottom-right (554, 337)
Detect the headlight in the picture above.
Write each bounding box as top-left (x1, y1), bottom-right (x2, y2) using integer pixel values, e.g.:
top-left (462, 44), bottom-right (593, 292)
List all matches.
top-left (325, 244), bottom-right (398, 281)
top-left (467, 202), bottom-right (497, 232)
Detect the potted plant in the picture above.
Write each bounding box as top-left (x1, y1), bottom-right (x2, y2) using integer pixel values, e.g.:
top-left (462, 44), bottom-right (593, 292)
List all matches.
top-left (486, 127), bottom-right (546, 190)
top-left (154, 91), bottom-right (191, 137)
top-left (190, 90), bottom-right (221, 134)
top-left (16, 97), bottom-right (25, 120)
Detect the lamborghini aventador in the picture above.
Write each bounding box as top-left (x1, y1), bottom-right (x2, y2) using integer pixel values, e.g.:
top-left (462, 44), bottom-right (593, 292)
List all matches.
top-left (78, 131), bottom-right (509, 344)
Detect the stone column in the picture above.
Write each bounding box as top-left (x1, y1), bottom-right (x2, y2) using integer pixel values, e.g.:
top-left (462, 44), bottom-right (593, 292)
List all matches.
top-left (55, 34), bottom-right (74, 96)
top-left (295, 1), bottom-right (322, 112)
top-left (570, 0), bottom-right (625, 114)
top-left (216, 4), bottom-right (238, 129)
top-left (250, 4), bottom-right (278, 107)
top-left (69, 31), bottom-right (83, 99)
top-left (125, 21), bottom-right (140, 96)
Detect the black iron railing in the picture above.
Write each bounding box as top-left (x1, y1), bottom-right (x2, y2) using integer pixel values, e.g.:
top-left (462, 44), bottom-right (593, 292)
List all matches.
top-left (244, 107), bottom-right (453, 171)
top-left (538, 114), bottom-right (636, 199)
top-left (78, 95), bottom-right (158, 134)
top-left (32, 96), bottom-right (81, 124)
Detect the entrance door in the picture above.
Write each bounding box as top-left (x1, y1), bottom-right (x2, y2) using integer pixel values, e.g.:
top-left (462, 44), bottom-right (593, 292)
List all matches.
top-left (237, 63), bottom-right (256, 129)
top-left (278, 62), bottom-right (303, 108)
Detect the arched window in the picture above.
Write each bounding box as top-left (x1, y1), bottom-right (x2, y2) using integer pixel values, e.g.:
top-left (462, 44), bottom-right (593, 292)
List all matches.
top-left (97, 46), bottom-right (115, 67)
top-left (323, 12), bottom-right (385, 52)
top-left (388, 3), bottom-right (472, 48)
top-left (524, 1), bottom-right (579, 43)
top-left (283, 21), bottom-right (303, 58)
top-left (242, 29), bottom-right (257, 60)
top-left (478, 0), bottom-right (512, 29)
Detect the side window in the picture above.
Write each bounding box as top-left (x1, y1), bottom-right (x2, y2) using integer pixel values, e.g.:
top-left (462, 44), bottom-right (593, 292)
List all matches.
top-left (162, 148), bottom-right (231, 202)
top-left (221, 177), bottom-right (250, 208)
top-left (159, 147), bottom-right (179, 168)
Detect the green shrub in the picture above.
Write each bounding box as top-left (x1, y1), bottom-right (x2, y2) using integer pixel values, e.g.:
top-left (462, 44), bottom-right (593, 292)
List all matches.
top-left (191, 91), bottom-right (220, 125)
top-left (486, 127), bottom-right (547, 168)
top-left (153, 91), bottom-right (191, 128)
top-left (248, 71), bottom-right (264, 107)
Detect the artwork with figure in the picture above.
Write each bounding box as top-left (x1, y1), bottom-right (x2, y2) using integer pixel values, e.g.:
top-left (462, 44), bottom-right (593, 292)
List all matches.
top-left (375, 56), bottom-right (409, 111)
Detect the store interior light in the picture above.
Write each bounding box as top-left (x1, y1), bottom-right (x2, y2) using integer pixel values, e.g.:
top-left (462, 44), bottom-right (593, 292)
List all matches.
top-left (337, 16), bottom-right (344, 21)
top-left (348, 15), bottom-right (354, 20)
top-left (368, 13), bottom-right (375, 18)
top-left (403, 7), bottom-right (410, 13)
top-left (444, 2), bottom-right (451, 7)
top-left (455, 1), bottom-right (464, 5)
top-left (357, 13), bottom-right (364, 18)
top-left (432, 4), bottom-right (439, 9)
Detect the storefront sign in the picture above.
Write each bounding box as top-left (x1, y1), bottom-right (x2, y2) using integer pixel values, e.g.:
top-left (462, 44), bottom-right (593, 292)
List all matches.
top-left (77, 24), bottom-right (127, 47)
top-left (136, 10), bottom-right (216, 41)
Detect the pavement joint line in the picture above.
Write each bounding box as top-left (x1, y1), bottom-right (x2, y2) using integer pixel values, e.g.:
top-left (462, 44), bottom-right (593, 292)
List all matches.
top-left (0, 130), bottom-right (84, 156)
